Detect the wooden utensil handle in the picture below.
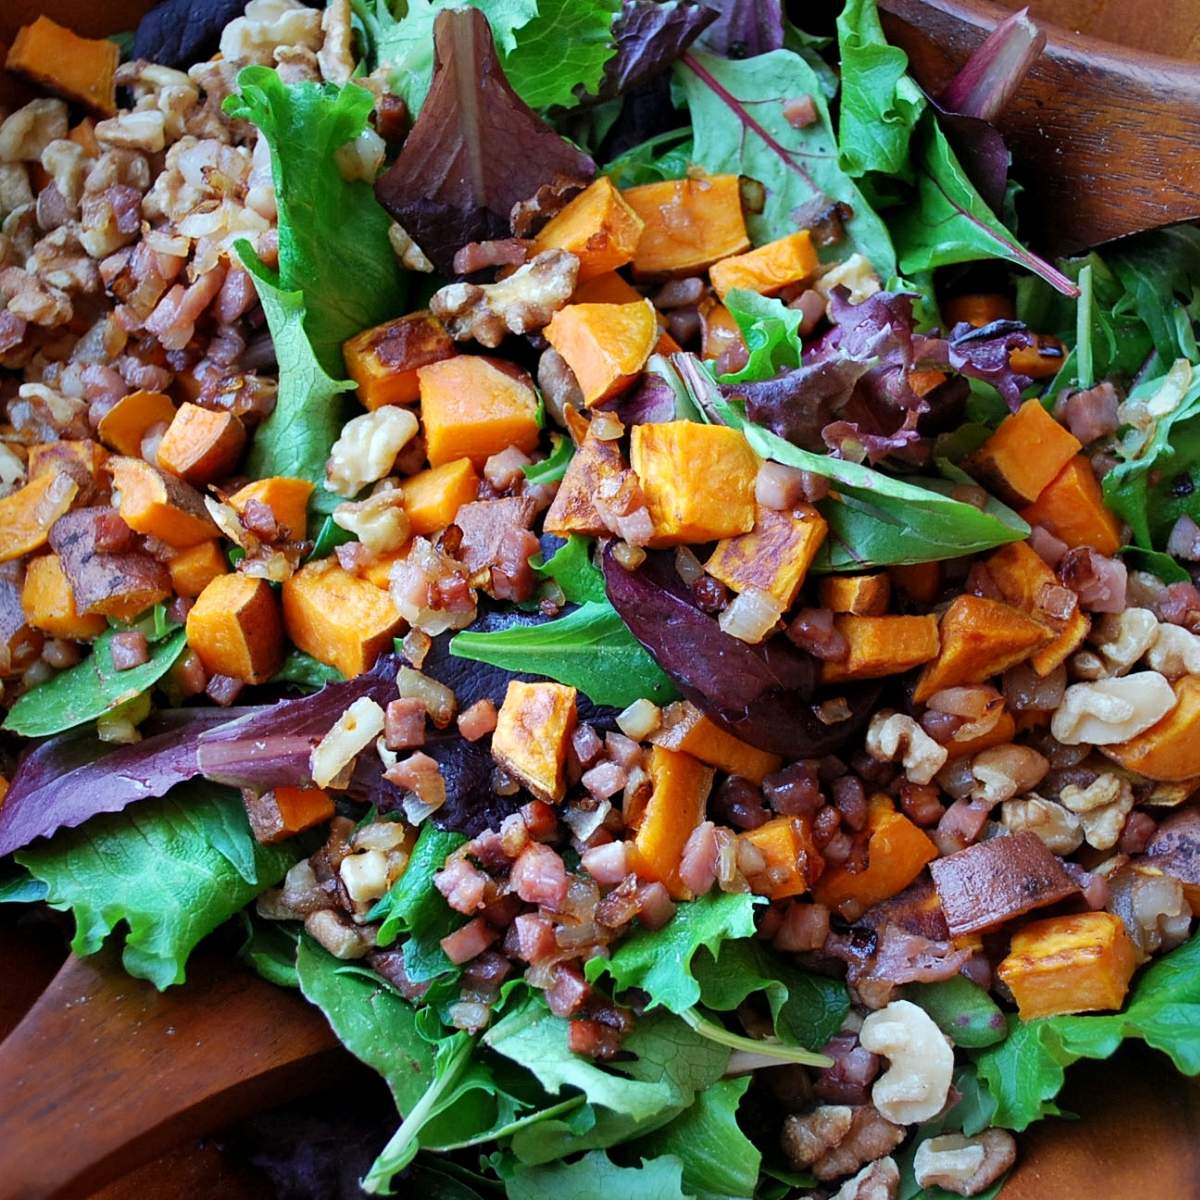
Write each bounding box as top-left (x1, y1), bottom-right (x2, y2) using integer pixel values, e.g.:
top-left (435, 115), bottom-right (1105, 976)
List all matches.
top-left (0, 945), bottom-right (341, 1200)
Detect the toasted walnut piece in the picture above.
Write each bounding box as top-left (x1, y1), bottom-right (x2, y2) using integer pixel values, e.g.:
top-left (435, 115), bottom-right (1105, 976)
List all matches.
top-left (1146, 622), bottom-right (1200, 679)
top-left (326, 407), bottom-right (420, 498)
top-left (318, 0), bottom-right (355, 82)
top-left (84, 148), bottom-right (152, 197)
top-left (95, 110), bottom-right (167, 154)
top-left (816, 252), bottom-right (881, 306)
top-left (220, 0), bottom-right (324, 65)
top-left (304, 908), bottom-right (374, 958)
top-left (431, 249), bottom-right (580, 348)
top-left (332, 489), bottom-right (411, 555)
top-left (273, 44), bottom-right (321, 83)
top-left (0, 100), bottom-right (69, 163)
top-left (1001, 793), bottom-right (1084, 854)
top-left (781, 1105), bottom-right (853, 1170)
top-left (812, 1106), bottom-right (906, 1182)
top-left (31, 226), bottom-right (102, 292)
top-left (1060, 773), bottom-right (1135, 851)
top-left (310, 696), bottom-right (386, 789)
top-left (914, 1129), bottom-right (1017, 1197)
top-left (830, 1156), bottom-right (900, 1200)
top-left (1092, 607), bottom-right (1158, 675)
top-left (1051, 672), bottom-right (1176, 745)
top-left (865, 711), bottom-right (948, 786)
top-left (388, 222), bottom-right (434, 272)
top-left (39, 140), bottom-right (89, 209)
top-left (859, 1000), bottom-right (954, 1125)
top-left (0, 164), bottom-right (33, 221)
top-left (0, 266), bottom-right (72, 326)
top-left (969, 743), bottom-right (1049, 806)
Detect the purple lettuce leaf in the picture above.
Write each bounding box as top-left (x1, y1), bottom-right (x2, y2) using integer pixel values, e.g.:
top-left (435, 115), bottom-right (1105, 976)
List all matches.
top-left (933, 319), bottom-right (1035, 411)
top-left (602, 544), bottom-right (878, 756)
top-left (374, 8), bottom-right (595, 275)
top-left (0, 707), bottom-right (234, 857)
top-left (731, 359), bottom-right (873, 449)
top-left (698, 0), bottom-right (784, 58)
top-left (133, 0), bottom-right (246, 68)
top-left (610, 372), bottom-right (683, 425)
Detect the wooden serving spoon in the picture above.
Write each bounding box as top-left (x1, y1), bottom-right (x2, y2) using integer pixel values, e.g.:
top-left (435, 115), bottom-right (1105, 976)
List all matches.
top-left (877, 0), bottom-right (1200, 253)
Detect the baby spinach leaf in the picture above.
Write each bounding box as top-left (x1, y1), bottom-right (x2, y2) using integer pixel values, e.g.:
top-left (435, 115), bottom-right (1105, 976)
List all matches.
top-left (890, 115), bottom-right (1077, 295)
top-left (836, 0), bottom-right (925, 178)
top-left (719, 288), bottom-right (805, 384)
top-left (238, 914), bottom-right (301, 989)
top-left (506, 1152), bottom-right (691, 1200)
top-left (372, 824), bottom-right (467, 951)
top-left (604, 127), bottom-right (694, 187)
top-left (1121, 546), bottom-right (1191, 585)
top-left (523, 434), bottom-right (575, 485)
top-left (907, 975), bottom-right (1007, 1049)
top-left (3, 627), bottom-right (187, 738)
top-left (450, 601), bottom-right (679, 707)
top-left (271, 650), bottom-right (346, 691)
top-left (585, 891), bottom-right (760, 1013)
top-left (16, 784), bottom-right (299, 989)
top-left (534, 534), bottom-right (607, 604)
top-left (309, 513), bottom-right (356, 559)
top-left (678, 49), bottom-right (896, 276)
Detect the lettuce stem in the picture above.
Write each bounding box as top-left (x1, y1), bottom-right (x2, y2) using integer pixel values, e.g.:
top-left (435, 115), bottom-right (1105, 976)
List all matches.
top-left (680, 1007), bottom-right (833, 1068)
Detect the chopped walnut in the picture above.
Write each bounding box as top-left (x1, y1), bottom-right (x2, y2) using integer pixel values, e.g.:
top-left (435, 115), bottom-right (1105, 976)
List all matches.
top-left (115, 61), bottom-right (200, 145)
top-left (816, 253), bottom-right (882, 306)
top-left (84, 148), bottom-right (152, 197)
top-left (95, 110), bottom-right (168, 154)
top-left (326, 407), bottom-right (420, 498)
top-left (40, 140), bottom-right (89, 208)
top-left (0, 100), bottom-right (69, 163)
top-left (812, 1106), bottom-right (906, 1182)
top-left (143, 137), bottom-right (253, 225)
top-left (913, 1129), bottom-right (1016, 1197)
top-left (304, 908), bottom-right (373, 959)
top-left (333, 489), bottom-right (411, 555)
top-left (1060, 773), bottom-right (1135, 851)
top-left (388, 222), bottom-right (434, 273)
top-left (0, 164), bottom-right (33, 221)
top-left (781, 1105), bottom-right (853, 1169)
top-left (830, 1156), bottom-right (900, 1200)
top-left (318, 0), bottom-right (355, 83)
top-left (1001, 793), bottom-right (1084, 854)
top-left (3, 203), bottom-right (38, 261)
top-left (1050, 673), bottom-right (1176, 745)
top-left (0, 265), bottom-right (72, 326)
top-left (29, 227), bottom-right (101, 293)
top-left (865, 711), bottom-right (947, 785)
top-left (431, 249), bottom-right (579, 348)
top-left (274, 45), bottom-right (322, 83)
top-left (220, 0), bottom-right (324, 66)
top-left (1092, 607), bottom-right (1158, 675)
top-left (1146, 621), bottom-right (1200, 679)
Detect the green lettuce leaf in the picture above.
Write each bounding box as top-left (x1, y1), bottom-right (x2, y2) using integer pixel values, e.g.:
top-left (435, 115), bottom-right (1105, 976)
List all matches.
top-left (605, 128), bottom-right (694, 188)
top-left (677, 49), bottom-right (896, 276)
top-left (523, 434), bottom-right (574, 486)
top-left (0, 865), bottom-right (47, 904)
top-left (237, 914), bottom-right (301, 988)
top-left (836, 0), bottom-right (925, 178)
top-left (534, 534), bottom-right (607, 604)
top-left (506, 1152), bottom-right (692, 1200)
top-left (16, 785), bottom-right (299, 989)
top-left (271, 649), bottom-right (346, 691)
top-left (718, 289), bottom-right (805, 385)
top-left (907, 975), bottom-right (1007, 1049)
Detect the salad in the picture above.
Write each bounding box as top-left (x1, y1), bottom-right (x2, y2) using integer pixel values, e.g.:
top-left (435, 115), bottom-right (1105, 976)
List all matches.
top-left (2, 0), bottom-right (1200, 1196)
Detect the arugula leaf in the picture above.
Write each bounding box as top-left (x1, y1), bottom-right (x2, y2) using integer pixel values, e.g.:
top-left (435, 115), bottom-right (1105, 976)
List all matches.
top-left (585, 891), bottom-right (759, 1014)
top-left (635, 1077), bottom-right (759, 1200)
top-left (678, 49), bottom-right (896, 276)
top-left (605, 128), bottom-right (694, 187)
top-left (524, 435), bottom-right (575, 486)
top-left (1108, 225), bottom-right (1200, 367)
top-left (907, 976), bottom-right (1007, 1049)
top-left (3, 627), bottom-right (186, 738)
top-left (974, 931), bottom-right (1200, 1131)
top-left (309, 513), bottom-right (356, 559)
top-left (506, 1152), bottom-right (692, 1200)
top-left (16, 785), bottom-right (299, 989)
top-left (836, 0), bottom-right (925, 178)
top-left (718, 289), bottom-right (804, 385)
top-left (890, 115), bottom-right (1077, 295)
top-left (690, 938), bottom-right (850, 1051)
top-left (271, 649), bottom-right (346, 691)
top-left (534, 534), bottom-right (607, 604)
top-left (0, 866), bottom-right (47, 904)
top-left (1121, 546), bottom-right (1191, 585)
top-left (450, 601), bottom-right (679, 707)
top-left (717, 400), bottom-right (1029, 567)
top-left (238, 914), bottom-right (301, 988)
top-left (372, 824), bottom-right (467, 950)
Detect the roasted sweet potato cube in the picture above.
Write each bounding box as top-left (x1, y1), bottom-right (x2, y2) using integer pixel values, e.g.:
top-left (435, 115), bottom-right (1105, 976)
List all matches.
top-left (228, 477), bottom-right (314, 541)
top-left (967, 399), bottom-right (1081, 506)
top-left (913, 595), bottom-right (1050, 703)
top-left (492, 680), bottom-right (578, 804)
top-left (986, 541), bottom-right (1090, 675)
top-left (819, 573), bottom-right (891, 616)
top-left (908, 369), bottom-right (948, 398)
top-left (739, 815), bottom-right (822, 900)
top-left (705, 503), bottom-right (827, 609)
top-left (186, 573), bottom-right (283, 684)
top-left (628, 745), bottom-right (714, 900)
top-left (243, 786), bottom-right (336, 845)
top-left (1020, 456), bottom-right (1122, 556)
top-left (96, 390), bottom-right (177, 456)
top-left (5, 16), bottom-right (119, 115)
top-left (821, 614), bottom-right (941, 684)
top-left (543, 301), bottom-right (658, 407)
top-left (929, 831), bottom-right (1080, 936)
top-left (533, 177), bottom-right (645, 281)
top-left (282, 559), bottom-right (403, 678)
top-left (363, 548), bottom-right (409, 590)
top-left (1009, 334), bottom-right (1067, 380)
top-left (109, 456), bottom-right (218, 548)
top-left (997, 912), bottom-right (1137, 1020)
top-left (400, 458), bottom-right (480, 535)
top-left (630, 421), bottom-right (758, 546)
top-left (28, 440), bottom-right (108, 500)
top-left (157, 403), bottom-right (246, 485)
top-left (0, 564), bottom-right (42, 678)
top-left (814, 795), bottom-right (938, 910)
top-left (543, 427), bottom-right (628, 538)
top-left (1104, 674), bottom-right (1200, 782)
top-left (650, 700), bottom-right (781, 785)
top-left (0, 470), bottom-right (79, 563)
top-left (942, 294), bottom-right (1015, 327)
top-left (418, 356), bottom-right (541, 467)
top-left (343, 311), bottom-right (455, 410)
top-left (709, 230), bottom-right (819, 301)
top-left (623, 175), bottom-right (750, 277)
top-left (21, 553), bottom-right (106, 640)
top-left (571, 272), bottom-right (642, 305)
top-left (891, 561), bottom-right (942, 604)
top-left (168, 540), bottom-right (227, 598)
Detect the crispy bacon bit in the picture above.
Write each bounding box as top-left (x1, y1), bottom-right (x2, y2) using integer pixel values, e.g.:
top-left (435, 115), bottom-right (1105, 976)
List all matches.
top-left (435, 856), bottom-right (489, 914)
top-left (572, 723), bottom-right (604, 768)
top-left (109, 630), bottom-right (149, 671)
top-left (461, 950), bottom-right (513, 997)
top-left (510, 842), bottom-right (568, 908)
top-left (1058, 381), bottom-right (1119, 445)
top-left (773, 900), bottom-right (831, 952)
top-left (764, 763), bottom-right (824, 819)
top-left (568, 1017), bottom-right (623, 1060)
top-left (385, 697), bottom-right (426, 750)
top-left (440, 916), bottom-right (499, 965)
top-left (713, 775), bottom-right (771, 829)
top-left (508, 912), bottom-right (557, 962)
top-left (455, 496), bottom-right (537, 574)
top-left (546, 961), bottom-right (591, 1017)
top-left (679, 820), bottom-right (720, 896)
top-left (813, 1035), bottom-right (881, 1105)
top-left (636, 881), bottom-right (676, 930)
top-left (457, 698), bottom-right (498, 742)
top-left (933, 797), bottom-right (992, 854)
top-left (521, 799), bottom-right (559, 842)
top-left (491, 527), bottom-right (541, 601)
top-left (368, 948), bottom-right (431, 1001)
top-left (865, 923), bottom-right (972, 985)
top-left (581, 840), bottom-right (629, 886)
top-left (1058, 547), bottom-right (1127, 614)
top-left (783, 95), bottom-right (818, 128)
top-left (206, 673), bottom-right (244, 706)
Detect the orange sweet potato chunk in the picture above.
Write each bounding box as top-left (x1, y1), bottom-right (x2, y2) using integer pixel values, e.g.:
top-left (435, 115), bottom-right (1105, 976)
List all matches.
top-left (913, 594), bottom-right (1051, 703)
top-left (282, 559), bottom-right (403, 678)
top-left (28, 440), bottom-right (108, 494)
top-left (630, 421), bottom-right (758, 546)
top-left (739, 815), bottom-right (823, 900)
top-left (709, 230), bottom-right (819, 301)
top-left (492, 680), bottom-right (578, 803)
top-left (343, 311), bottom-right (455, 410)
top-left (109, 456), bottom-right (218, 548)
top-left (6, 17), bottom-right (119, 115)
top-left (1020, 456), bottom-right (1122, 556)
top-left (705, 503), bottom-right (827, 609)
top-left (418, 357), bottom-right (541, 467)
top-left (1103, 675), bottom-right (1200, 782)
top-left (157, 403), bottom-right (246, 485)
top-left (0, 471), bottom-right (79, 564)
top-left (533, 177), bottom-right (645, 281)
top-left (967, 399), bottom-right (1081, 506)
top-left (571, 272), bottom-right (642, 305)
top-left (997, 912), bottom-right (1137, 1020)
top-left (891, 561), bottom-right (942, 605)
top-left (623, 175), bottom-right (750, 277)
top-left (186, 573), bottom-right (283, 684)
top-left (819, 573), bottom-right (891, 616)
top-left (1010, 335), bottom-right (1067, 380)
top-left (543, 425), bottom-right (627, 538)
top-left (941, 294), bottom-right (1015, 327)
top-left (651, 700), bottom-right (781, 785)
top-left (401, 458), bottom-right (480, 536)
top-left (543, 301), bottom-right (658, 407)
top-left (244, 786), bottom-right (336, 844)
top-left (168, 540), bottom-right (227, 599)
top-left (814, 795), bottom-right (938, 910)
top-left (21, 553), bottom-right (107, 640)
top-left (821, 615), bottom-right (941, 684)
top-left (228, 477), bottom-right (314, 541)
top-left (629, 745), bottom-right (714, 900)
top-left (96, 390), bottom-right (177, 457)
